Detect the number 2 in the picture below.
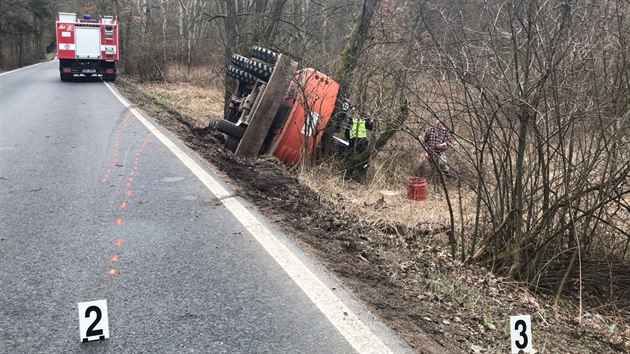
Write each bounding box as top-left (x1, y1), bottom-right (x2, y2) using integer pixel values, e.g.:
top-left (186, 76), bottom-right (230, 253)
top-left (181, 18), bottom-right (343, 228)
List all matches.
top-left (78, 299), bottom-right (109, 342)
top-left (514, 319), bottom-right (528, 349)
top-left (85, 306), bottom-right (103, 338)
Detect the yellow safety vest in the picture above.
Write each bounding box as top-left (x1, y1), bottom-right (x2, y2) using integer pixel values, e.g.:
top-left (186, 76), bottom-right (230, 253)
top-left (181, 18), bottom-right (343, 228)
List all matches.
top-left (349, 118), bottom-right (367, 139)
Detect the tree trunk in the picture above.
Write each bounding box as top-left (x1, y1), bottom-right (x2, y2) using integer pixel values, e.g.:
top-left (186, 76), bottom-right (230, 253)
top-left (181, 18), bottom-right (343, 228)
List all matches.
top-left (510, 105), bottom-right (530, 278)
top-left (160, 0), bottom-right (168, 66)
top-left (333, 0), bottom-right (379, 95)
top-left (178, 0), bottom-right (185, 61)
top-left (320, 0), bottom-right (379, 159)
top-left (18, 33), bottom-right (23, 67)
top-left (223, 0), bottom-right (238, 117)
top-left (337, 11), bottom-right (420, 166)
top-left (509, 0), bottom-right (536, 280)
top-left (114, 0), bottom-right (125, 72)
top-left (263, 0), bottom-right (288, 46)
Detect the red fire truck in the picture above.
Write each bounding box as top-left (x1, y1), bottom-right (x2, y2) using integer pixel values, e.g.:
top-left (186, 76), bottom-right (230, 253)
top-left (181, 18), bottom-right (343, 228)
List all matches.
top-left (56, 12), bottom-right (119, 82)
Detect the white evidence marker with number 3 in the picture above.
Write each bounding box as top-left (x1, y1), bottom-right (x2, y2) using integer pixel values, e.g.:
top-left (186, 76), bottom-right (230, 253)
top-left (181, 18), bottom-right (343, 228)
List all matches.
top-left (78, 299), bottom-right (110, 343)
top-left (510, 315), bottom-right (532, 353)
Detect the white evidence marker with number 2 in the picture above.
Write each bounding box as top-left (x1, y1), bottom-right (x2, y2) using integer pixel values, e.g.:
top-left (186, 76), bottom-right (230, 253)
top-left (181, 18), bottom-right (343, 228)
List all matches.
top-left (78, 299), bottom-right (110, 343)
top-left (510, 315), bottom-right (532, 353)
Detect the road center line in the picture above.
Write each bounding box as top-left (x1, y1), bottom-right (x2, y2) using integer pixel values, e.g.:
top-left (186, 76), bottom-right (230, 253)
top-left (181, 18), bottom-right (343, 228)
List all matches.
top-left (104, 82), bottom-right (394, 353)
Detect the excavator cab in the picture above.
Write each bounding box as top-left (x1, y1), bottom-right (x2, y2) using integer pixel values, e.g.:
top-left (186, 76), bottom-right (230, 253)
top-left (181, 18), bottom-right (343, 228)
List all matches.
top-left (212, 46), bottom-right (340, 165)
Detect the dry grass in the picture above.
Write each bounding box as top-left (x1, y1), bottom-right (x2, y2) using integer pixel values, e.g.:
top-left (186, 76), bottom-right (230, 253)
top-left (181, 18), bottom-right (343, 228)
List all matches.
top-left (297, 131), bottom-right (483, 257)
top-left (140, 82), bottom-right (224, 126)
top-left (132, 64), bottom-right (225, 127)
top-left (298, 161), bottom-right (461, 233)
top-left (164, 64), bottom-right (224, 89)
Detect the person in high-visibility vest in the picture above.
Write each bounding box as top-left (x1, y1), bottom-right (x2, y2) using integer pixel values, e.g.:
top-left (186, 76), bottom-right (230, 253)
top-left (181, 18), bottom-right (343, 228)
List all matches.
top-left (344, 110), bottom-right (373, 154)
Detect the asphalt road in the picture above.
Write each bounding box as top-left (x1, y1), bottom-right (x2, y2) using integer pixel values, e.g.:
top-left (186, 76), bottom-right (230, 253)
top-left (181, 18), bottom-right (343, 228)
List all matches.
top-left (0, 61), bottom-right (409, 353)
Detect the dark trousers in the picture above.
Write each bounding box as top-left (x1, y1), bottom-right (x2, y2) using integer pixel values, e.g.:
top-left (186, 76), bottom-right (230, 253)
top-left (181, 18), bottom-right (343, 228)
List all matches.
top-left (347, 138), bottom-right (369, 181)
top-left (348, 138), bottom-right (368, 154)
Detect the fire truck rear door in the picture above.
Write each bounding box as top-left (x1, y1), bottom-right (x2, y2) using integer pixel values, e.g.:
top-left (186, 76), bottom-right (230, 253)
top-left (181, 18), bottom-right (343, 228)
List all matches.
top-left (75, 27), bottom-right (101, 59)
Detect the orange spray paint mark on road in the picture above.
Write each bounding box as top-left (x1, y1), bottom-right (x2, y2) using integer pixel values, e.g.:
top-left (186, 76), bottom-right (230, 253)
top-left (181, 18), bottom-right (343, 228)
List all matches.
top-left (101, 168), bottom-right (112, 183)
top-left (100, 113), bottom-right (131, 183)
top-left (102, 132), bottom-right (152, 278)
top-left (117, 133), bottom-right (152, 200)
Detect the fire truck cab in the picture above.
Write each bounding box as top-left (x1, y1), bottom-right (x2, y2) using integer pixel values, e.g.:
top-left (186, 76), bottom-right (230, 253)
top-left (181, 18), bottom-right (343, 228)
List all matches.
top-left (56, 12), bottom-right (119, 82)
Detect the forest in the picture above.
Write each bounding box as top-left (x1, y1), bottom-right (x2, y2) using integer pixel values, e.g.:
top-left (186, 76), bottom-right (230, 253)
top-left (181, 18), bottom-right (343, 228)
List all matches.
top-left (2, 0), bottom-right (629, 349)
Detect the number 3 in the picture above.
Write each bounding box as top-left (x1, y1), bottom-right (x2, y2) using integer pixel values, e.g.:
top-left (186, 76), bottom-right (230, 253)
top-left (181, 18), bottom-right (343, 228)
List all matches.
top-left (514, 319), bottom-right (528, 349)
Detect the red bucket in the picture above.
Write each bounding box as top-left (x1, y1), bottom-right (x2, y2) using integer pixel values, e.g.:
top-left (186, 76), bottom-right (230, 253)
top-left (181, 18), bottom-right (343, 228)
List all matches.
top-left (407, 177), bottom-right (427, 200)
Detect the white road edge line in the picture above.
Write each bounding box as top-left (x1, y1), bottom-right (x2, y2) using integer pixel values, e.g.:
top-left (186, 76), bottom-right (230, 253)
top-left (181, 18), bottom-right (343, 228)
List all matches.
top-left (104, 82), bottom-right (394, 354)
top-left (0, 61), bottom-right (46, 77)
